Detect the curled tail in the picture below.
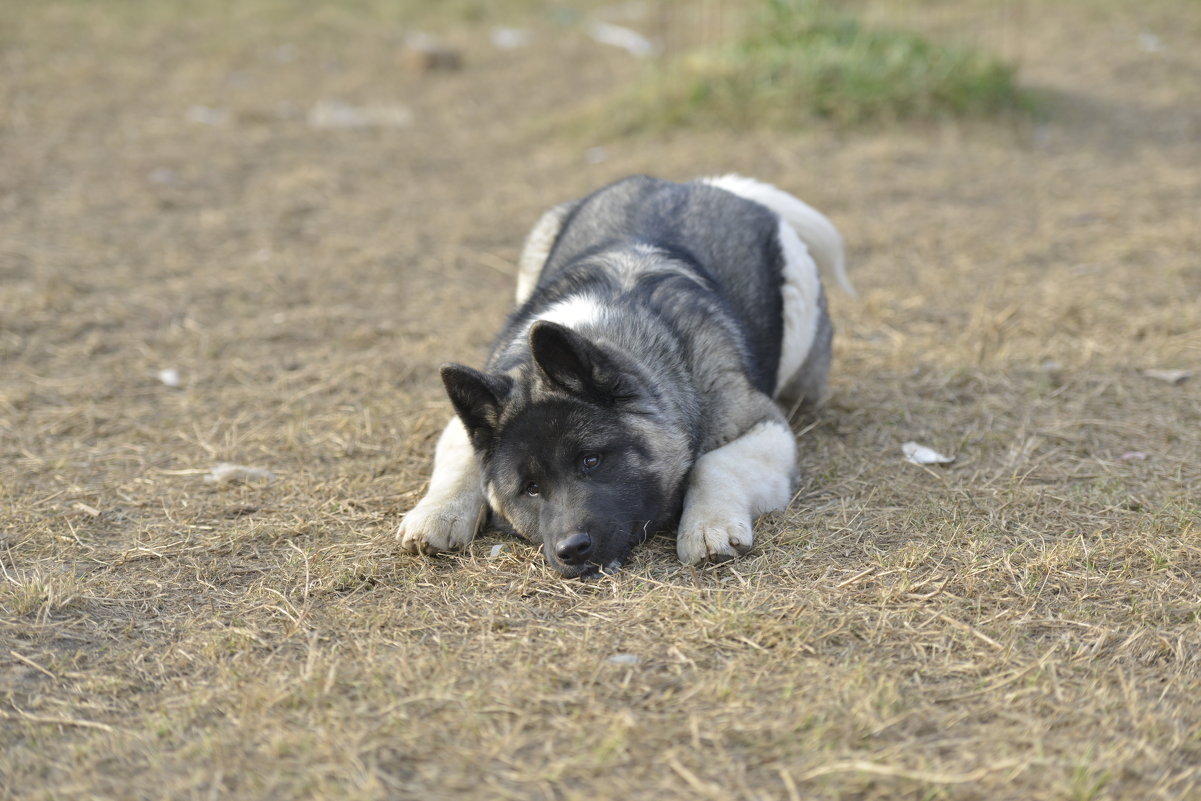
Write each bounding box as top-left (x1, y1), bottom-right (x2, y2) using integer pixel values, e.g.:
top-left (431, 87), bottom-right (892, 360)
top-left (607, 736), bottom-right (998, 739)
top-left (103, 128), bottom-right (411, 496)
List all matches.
top-left (700, 174), bottom-right (855, 297)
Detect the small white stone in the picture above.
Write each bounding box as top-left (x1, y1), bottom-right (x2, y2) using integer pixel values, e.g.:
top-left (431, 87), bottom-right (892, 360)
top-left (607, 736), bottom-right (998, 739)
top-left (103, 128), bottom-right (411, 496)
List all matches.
top-left (148, 167), bottom-right (178, 185)
top-left (1141, 368), bottom-right (1191, 385)
top-left (307, 99), bottom-right (413, 129)
top-left (586, 21), bottom-right (658, 58)
top-left (157, 368), bottom-right (182, 388)
top-left (186, 106), bottom-right (229, 126)
top-left (1138, 32), bottom-right (1164, 53)
top-left (204, 463), bottom-right (275, 485)
top-left (902, 441), bottom-right (954, 466)
top-left (490, 27), bottom-right (532, 50)
top-left (606, 653), bottom-right (642, 666)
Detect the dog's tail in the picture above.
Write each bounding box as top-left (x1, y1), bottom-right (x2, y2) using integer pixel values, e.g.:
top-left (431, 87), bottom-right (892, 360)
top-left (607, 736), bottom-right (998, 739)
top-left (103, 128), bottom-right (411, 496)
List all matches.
top-left (701, 174), bottom-right (855, 297)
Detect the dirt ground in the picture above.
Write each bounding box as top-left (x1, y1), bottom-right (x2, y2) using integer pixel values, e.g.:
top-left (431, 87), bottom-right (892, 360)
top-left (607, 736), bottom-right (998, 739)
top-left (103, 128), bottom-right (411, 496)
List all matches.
top-left (2, 1), bottom-right (1199, 799)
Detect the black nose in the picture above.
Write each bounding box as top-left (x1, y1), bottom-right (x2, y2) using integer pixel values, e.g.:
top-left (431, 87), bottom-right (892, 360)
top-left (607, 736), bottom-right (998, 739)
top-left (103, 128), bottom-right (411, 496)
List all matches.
top-left (555, 532), bottom-right (593, 565)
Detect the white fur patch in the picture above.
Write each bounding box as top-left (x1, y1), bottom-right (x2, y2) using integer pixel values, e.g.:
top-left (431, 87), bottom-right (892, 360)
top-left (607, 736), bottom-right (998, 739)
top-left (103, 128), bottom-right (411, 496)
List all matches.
top-left (484, 481), bottom-right (502, 516)
top-left (773, 218), bottom-right (822, 395)
top-left (515, 204), bottom-right (569, 304)
top-left (533, 294), bottom-right (604, 330)
top-left (676, 420), bottom-right (797, 565)
top-left (399, 417), bottom-right (485, 554)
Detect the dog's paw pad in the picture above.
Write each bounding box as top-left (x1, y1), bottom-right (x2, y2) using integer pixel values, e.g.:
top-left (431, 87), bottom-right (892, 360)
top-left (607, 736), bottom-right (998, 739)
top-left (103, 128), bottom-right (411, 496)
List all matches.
top-left (398, 496), bottom-right (484, 555)
top-left (676, 514), bottom-right (754, 565)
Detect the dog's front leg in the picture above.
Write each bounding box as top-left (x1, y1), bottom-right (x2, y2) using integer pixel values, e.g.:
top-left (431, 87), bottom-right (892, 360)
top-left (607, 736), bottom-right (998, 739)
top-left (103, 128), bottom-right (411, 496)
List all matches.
top-left (676, 419), bottom-right (798, 565)
top-left (398, 418), bottom-right (486, 555)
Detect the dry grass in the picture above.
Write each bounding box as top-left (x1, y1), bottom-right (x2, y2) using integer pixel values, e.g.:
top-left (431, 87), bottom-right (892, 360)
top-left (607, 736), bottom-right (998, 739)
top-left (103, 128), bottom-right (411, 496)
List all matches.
top-left (2, 1), bottom-right (1200, 799)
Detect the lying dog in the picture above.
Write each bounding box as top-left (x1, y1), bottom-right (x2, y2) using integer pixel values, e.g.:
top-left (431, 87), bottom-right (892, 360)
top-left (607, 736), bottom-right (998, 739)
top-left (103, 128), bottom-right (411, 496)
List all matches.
top-left (399, 175), bottom-right (850, 577)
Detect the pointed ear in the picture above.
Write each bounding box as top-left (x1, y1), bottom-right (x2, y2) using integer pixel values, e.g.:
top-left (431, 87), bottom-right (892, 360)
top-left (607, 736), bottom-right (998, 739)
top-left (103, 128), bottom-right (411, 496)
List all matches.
top-left (440, 364), bottom-right (512, 449)
top-left (528, 320), bottom-right (641, 404)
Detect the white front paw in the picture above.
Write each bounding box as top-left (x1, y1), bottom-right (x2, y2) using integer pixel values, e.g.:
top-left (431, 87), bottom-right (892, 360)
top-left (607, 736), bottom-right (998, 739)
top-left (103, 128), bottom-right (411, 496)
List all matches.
top-left (398, 493), bottom-right (485, 555)
top-left (676, 509), bottom-right (754, 565)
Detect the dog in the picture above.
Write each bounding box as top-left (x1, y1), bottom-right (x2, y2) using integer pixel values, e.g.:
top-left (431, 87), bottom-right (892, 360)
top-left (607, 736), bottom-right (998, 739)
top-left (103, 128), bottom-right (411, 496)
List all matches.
top-left (398, 175), bottom-right (850, 577)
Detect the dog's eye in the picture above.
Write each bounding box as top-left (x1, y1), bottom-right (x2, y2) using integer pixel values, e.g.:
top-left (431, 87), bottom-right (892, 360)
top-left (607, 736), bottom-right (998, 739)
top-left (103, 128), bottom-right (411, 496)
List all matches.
top-left (581, 453), bottom-right (602, 470)
top-left (523, 481), bottom-right (540, 497)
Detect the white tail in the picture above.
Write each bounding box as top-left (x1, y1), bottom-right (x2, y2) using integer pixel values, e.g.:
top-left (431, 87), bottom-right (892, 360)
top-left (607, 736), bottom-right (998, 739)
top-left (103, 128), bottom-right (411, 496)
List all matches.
top-left (701, 174), bottom-right (855, 297)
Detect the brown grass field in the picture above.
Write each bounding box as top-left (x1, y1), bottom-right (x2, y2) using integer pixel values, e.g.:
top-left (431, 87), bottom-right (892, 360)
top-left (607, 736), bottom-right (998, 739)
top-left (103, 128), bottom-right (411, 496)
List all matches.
top-left (2, 1), bottom-right (1199, 799)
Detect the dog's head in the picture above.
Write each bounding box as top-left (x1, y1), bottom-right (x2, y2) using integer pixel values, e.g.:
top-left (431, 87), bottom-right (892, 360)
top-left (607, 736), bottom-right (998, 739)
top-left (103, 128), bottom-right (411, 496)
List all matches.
top-left (441, 321), bottom-right (693, 577)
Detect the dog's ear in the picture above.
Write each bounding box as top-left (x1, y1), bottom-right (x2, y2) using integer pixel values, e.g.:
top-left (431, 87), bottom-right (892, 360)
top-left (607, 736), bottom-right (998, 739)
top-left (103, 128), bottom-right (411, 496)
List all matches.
top-left (529, 321), bottom-right (642, 404)
top-left (440, 364), bottom-right (513, 449)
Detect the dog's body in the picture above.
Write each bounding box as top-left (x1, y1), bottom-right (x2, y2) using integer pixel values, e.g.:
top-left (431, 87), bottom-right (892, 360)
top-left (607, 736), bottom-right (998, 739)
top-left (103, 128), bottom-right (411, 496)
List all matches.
top-left (399, 175), bottom-right (849, 576)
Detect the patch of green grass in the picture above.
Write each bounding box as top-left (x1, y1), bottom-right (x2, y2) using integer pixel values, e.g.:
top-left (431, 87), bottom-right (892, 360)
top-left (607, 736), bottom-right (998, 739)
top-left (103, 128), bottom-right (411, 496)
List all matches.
top-left (611, 0), bottom-right (1030, 132)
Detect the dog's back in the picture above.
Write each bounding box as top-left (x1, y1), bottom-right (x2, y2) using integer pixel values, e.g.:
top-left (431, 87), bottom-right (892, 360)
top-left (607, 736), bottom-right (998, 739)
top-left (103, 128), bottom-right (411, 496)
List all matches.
top-left (517, 175), bottom-right (842, 400)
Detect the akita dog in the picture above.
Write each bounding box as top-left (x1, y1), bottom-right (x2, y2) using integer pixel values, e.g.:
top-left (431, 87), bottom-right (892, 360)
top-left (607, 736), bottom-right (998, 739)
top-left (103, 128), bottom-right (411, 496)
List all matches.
top-left (399, 175), bottom-right (850, 577)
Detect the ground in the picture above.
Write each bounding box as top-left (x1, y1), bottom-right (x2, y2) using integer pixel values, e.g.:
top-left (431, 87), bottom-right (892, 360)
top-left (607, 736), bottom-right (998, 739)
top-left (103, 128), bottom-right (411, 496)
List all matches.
top-left (1, 1), bottom-right (1199, 799)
